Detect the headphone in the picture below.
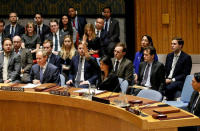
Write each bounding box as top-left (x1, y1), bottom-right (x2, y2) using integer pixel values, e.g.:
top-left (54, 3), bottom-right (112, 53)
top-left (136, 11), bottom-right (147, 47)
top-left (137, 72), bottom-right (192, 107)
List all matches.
top-left (16, 17), bottom-right (19, 21)
top-left (102, 12), bottom-right (104, 16)
top-left (34, 18), bottom-right (37, 22)
top-left (75, 10), bottom-right (78, 15)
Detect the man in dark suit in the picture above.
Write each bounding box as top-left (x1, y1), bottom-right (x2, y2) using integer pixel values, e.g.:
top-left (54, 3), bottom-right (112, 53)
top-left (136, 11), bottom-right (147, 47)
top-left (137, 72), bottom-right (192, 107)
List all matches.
top-left (13, 36), bottom-right (33, 83)
top-left (30, 49), bottom-right (60, 84)
top-left (165, 37), bottom-right (192, 100)
top-left (179, 72), bottom-right (200, 131)
top-left (45, 19), bottom-right (68, 55)
top-left (68, 7), bottom-right (87, 46)
top-left (102, 7), bottom-right (120, 57)
top-left (95, 17), bottom-right (108, 57)
top-left (66, 43), bottom-right (100, 88)
top-left (137, 46), bottom-right (165, 92)
top-left (34, 13), bottom-right (50, 43)
top-left (43, 40), bottom-right (62, 72)
top-left (0, 38), bottom-right (21, 83)
top-left (112, 42), bottom-right (133, 85)
top-left (4, 12), bottom-right (25, 39)
top-left (0, 19), bottom-right (5, 51)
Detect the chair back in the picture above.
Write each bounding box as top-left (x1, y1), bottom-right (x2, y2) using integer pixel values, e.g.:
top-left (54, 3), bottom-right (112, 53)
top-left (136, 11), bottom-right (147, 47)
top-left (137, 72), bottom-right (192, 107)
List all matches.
top-left (118, 78), bottom-right (129, 93)
top-left (137, 89), bottom-right (163, 101)
top-left (180, 75), bottom-right (194, 103)
top-left (60, 74), bottom-right (66, 86)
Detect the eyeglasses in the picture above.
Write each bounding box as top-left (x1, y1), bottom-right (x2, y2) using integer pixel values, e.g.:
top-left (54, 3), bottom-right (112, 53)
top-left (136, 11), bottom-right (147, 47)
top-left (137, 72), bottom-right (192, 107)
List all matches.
top-left (194, 72), bottom-right (200, 82)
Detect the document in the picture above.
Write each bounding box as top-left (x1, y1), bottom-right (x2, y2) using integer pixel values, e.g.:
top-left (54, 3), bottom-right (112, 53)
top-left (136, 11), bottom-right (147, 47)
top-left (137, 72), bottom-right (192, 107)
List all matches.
top-left (22, 84), bottom-right (41, 88)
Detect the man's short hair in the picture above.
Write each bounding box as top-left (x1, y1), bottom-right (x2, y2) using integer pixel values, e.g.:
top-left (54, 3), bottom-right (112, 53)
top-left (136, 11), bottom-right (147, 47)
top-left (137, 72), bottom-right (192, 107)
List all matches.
top-left (35, 13), bottom-right (43, 18)
top-left (194, 72), bottom-right (200, 83)
top-left (103, 7), bottom-right (112, 12)
top-left (144, 46), bottom-right (156, 56)
top-left (115, 42), bottom-right (127, 52)
top-left (3, 38), bottom-right (12, 45)
top-left (172, 37), bottom-right (184, 46)
top-left (49, 19), bottom-right (59, 25)
top-left (9, 12), bottom-right (18, 17)
top-left (43, 40), bottom-right (53, 48)
top-left (0, 19), bottom-right (5, 26)
top-left (36, 49), bottom-right (48, 57)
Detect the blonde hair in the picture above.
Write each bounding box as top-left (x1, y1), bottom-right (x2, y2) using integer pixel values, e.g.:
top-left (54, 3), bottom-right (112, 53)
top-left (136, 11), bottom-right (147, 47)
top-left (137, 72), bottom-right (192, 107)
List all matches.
top-left (25, 22), bottom-right (35, 35)
top-left (60, 35), bottom-right (76, 60)
top-left (84, 23), bottom-right (96, 40)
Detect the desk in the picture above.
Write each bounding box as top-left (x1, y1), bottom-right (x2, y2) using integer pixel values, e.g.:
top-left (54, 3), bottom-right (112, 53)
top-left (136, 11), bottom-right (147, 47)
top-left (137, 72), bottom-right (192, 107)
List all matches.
top-left (0, 84), bottom-right (199, 131)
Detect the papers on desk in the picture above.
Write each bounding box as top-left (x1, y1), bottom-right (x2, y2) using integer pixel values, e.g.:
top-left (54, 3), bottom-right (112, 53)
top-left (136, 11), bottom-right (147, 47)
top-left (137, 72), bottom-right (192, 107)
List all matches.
top-left (74, 89), bottom-right (104, 94)
top-left (22, 84), bottom-right (41, 88)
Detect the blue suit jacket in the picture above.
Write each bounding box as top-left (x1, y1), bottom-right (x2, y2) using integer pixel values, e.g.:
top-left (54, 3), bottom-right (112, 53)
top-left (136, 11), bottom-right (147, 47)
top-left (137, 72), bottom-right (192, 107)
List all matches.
top-left (165, 51), bottom-right (192, 82)
top-left (30, 63), bottom-right (60, 84)
top-left (4, 24), bottom-right (25, 38)
top-left (77, 16), bottom-right (87, 39)
top-left (69, 55), bottom-right (99, 85)
top-left (49, 53), bottom-right (62, 73)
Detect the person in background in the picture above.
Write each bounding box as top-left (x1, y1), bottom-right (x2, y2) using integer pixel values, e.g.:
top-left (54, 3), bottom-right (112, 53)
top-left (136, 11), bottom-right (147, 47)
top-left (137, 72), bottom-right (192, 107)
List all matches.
top-left (59, 14), bottom-right (73, 36)
top-left (66, 42), bottom-right (100, 88)
top-left (4, 12), bottom-right (25, 39)
top-left (0, 19), bottom-right (5, 51)
top-left (68, 7), bottom-right (87, 46)
top-left (0, 38), bottom-right (21, 83)
top-left (97, 56), bottom-right (120, 92)
top-left (112, 42), bottom-right (133, 85)
top-left (137, 46), bottom-right (165, 93)
top-left (82, 23), bottom-right (100, 58)
top-left (43, 40), bottom-right (62, 73)
top-left (59, 35), bottom-right (76, 80)
top-left (165, 37), bottom-right (192, 100)
top-left (21, 22), bottom-right (41, 60)
top-left (13, 35), bottom-right (33, 83)
top-left (179, 72), bottom-right (200, 131)
top-left (94, 17), bottom-right (107, 57)
top-left (34, 13), bottom-right (50, 43)
top-left (45, 19), bottom-right (68, 55)
top-left (102, 7), bottom-right (120, 57)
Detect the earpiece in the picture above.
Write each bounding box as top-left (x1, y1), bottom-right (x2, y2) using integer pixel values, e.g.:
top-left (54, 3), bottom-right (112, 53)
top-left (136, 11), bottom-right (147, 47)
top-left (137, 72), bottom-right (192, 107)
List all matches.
top-left (34, 18), bottom-right (37, 22)
top-left (16, 17), bottom-right (19, 21)
top-left (102, 12), bottom-right (104, 16)
top-left (94, 21), bottom-right (96, 26)
top-left (75, 10), bottom-right (78, 15)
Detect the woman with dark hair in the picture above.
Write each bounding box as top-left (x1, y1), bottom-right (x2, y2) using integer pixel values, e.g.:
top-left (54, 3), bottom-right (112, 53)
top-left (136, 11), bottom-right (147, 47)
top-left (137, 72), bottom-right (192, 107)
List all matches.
top-left (133, 35), bottom-right (158, 75)
top-left (97, 56), bottom-right (120, 92)
top-left (21, 22), bottom-right (41, 60)
top-left (59, 14), bottom-right (73, 36)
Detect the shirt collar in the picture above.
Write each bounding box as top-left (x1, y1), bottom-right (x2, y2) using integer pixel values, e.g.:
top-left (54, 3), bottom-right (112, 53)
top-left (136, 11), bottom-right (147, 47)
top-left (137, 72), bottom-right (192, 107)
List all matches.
top-left (174, 51), bottom-right (181, 57)
top-left (115, 57), bottom-right (123, 63)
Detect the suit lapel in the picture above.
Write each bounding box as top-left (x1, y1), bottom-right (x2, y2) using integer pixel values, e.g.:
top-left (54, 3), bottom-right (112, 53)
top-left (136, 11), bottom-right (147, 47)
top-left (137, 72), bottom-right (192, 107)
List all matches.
top-left (174, 52), bottom-right (183, 75)
top-left (140, 62), bottom-right (147, 79)
top-left (0, 53), bottom-right (4, 67)
top-left (118, 58), bottom-right (125, 75)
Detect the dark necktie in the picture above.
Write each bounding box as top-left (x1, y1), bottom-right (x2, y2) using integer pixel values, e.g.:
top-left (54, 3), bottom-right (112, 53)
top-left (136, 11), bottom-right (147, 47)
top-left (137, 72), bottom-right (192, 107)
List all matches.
top-left (115, 61), bottom-right (119, 73)
top-left (105, 20), bottom-right (108, 32)
top-left (97, 30), bottom-right (100, 37)
top-left (38, 25), bottom-right (41, 35)
top-left (40, 67), bottom-right (43, 83)
top-left (11, 26), bottom-right (14, 38)
top-left (54, 33), bottom-right (58, 51)
top-left (76, 57), bottom-right (83, 86)
top-left (141, 64), bottom-right (150, 86)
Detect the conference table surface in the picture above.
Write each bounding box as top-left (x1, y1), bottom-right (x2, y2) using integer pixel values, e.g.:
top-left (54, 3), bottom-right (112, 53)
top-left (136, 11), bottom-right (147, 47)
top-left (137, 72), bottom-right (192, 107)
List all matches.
top-left (0, 83), bottom-right (199, 131)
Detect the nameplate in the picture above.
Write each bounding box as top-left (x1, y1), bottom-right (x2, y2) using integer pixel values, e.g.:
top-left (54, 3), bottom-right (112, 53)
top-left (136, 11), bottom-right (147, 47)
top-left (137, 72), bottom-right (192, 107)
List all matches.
top-left (92, 96), bottom-right (110, 104)
top-left (125, 107), bottom-right (140, 115)
top-left (49, 90), bottom-right (70, 96)
top-left (0, 86), bottom-right (24, 92)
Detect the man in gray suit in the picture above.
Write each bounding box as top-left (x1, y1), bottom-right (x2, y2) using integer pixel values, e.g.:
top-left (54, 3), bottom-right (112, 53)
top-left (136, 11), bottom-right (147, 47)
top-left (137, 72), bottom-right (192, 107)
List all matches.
top-left (45, 19), bottom-right (68, 55)
top-left (0, 38), bottom-right (21, 83)
top-left (13, 36), bottom-right (33, 83)
top-left (112, 42), bottom-right (133, 85)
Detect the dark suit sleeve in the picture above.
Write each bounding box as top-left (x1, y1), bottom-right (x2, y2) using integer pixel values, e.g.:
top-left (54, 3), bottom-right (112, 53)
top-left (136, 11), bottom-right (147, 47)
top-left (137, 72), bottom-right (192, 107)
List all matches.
top-left (52, 67), bottom-right (60, 84)
top-left (86, 57), bottom-right (100, 84)
top-left (10, 54), bottom-right (21, 81)
top-left (23, 50), bottom-right (33, 73)
top-left (158, 63), bottom-right (166, 92)
top-left (174, 55), bottom-right (192, 81)
top-left (110, 20), bottom-right (120, 42)
top-left (124, 61), bottom-right (134, 84)
top-left (68, 57), bottom-right (76, 81)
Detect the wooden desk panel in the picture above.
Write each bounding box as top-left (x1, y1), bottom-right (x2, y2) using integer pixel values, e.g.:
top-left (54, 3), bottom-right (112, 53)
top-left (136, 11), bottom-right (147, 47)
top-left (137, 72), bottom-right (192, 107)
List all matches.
top-left (0, 89), bottom-right (199, 131)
